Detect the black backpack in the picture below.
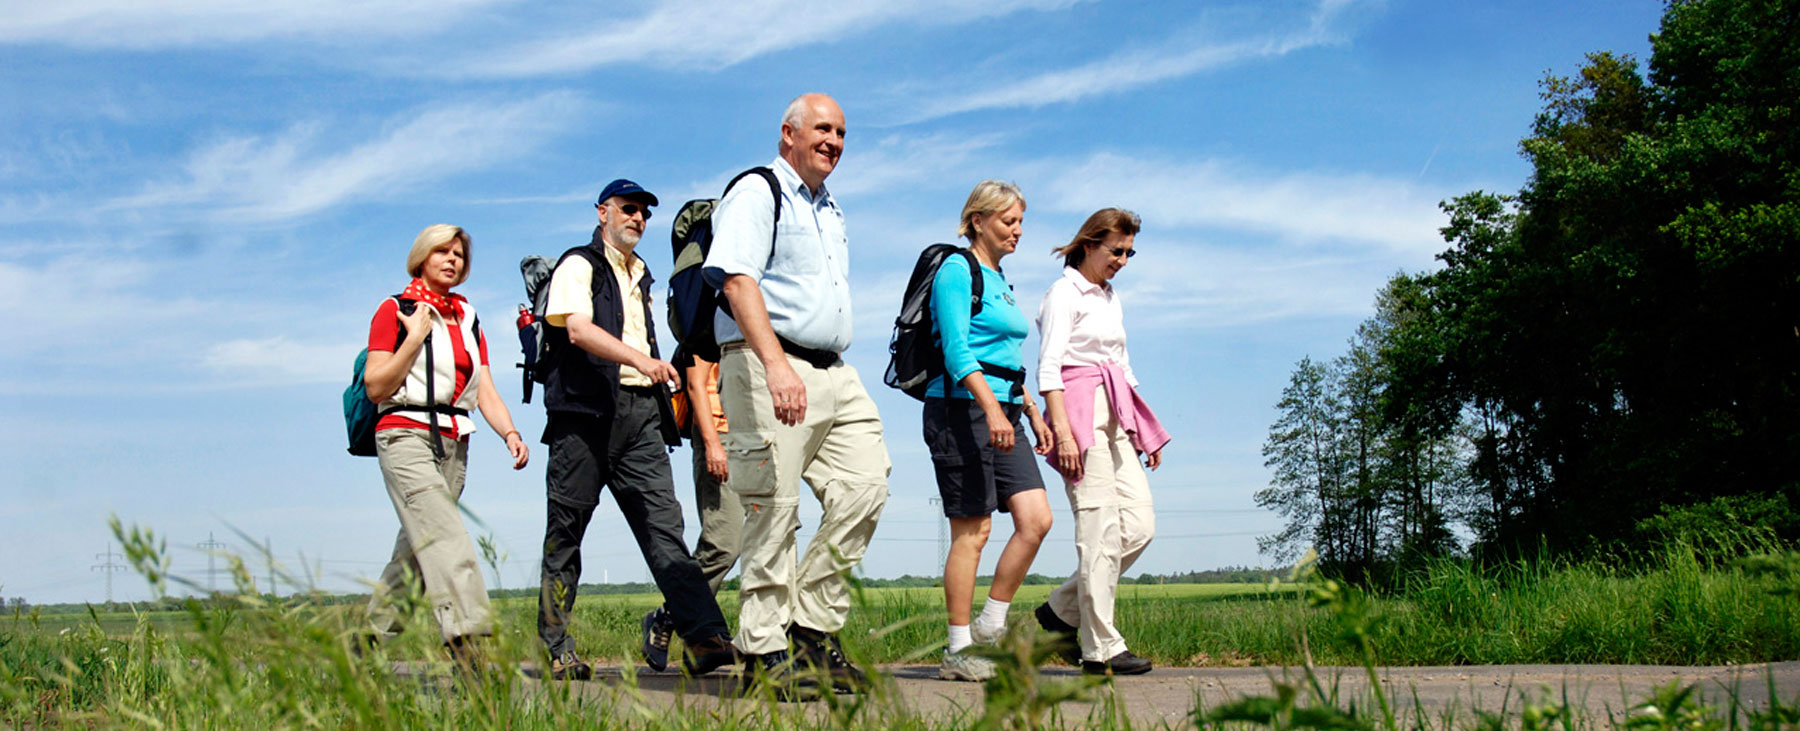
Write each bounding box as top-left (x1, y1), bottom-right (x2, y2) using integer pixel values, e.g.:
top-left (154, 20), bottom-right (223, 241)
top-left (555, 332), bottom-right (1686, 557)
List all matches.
top-left (515, 247), bottom-right (604, 403)
top-left (883, 245), bottom-right (989, 401)
top-left (666, 167), bottom-right (782, 368)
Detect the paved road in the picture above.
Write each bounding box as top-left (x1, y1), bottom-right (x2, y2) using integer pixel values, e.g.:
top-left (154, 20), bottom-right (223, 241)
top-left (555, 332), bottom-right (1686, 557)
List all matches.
top-left (404, 660), bottom-right (1800, 726)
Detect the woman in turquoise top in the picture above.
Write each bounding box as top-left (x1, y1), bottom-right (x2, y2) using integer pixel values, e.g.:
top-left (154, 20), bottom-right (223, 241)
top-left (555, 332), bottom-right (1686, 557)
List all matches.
top-left (927, 180), bottom-right (1056, 682)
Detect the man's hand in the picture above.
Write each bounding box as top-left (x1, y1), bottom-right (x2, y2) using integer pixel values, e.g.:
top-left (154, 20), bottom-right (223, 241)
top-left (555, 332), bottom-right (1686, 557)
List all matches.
top-left (634, 355), bottom-right (678, 385)
top-left (704, 442), bottom-right (729, 483)
top-left (766, 358), bottom-right (807, 426)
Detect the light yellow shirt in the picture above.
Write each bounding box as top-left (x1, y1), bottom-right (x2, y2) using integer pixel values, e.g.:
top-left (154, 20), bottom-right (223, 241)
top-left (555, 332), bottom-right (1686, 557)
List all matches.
top-left (544, 243), bottom-right (653, 387)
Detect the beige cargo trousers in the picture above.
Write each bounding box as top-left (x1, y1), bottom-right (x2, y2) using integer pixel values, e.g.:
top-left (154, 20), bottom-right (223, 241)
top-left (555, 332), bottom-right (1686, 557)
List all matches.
top-left (718, 344), bottom-right (891, 655)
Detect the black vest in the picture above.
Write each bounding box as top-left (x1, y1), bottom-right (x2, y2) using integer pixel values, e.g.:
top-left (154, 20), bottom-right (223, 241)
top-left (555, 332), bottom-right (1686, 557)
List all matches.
top-left (542, 228), bottom-right (681, 446)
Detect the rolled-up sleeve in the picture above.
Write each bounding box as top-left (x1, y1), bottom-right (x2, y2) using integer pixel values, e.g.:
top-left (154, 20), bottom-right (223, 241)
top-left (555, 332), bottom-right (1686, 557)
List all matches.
top-left (702, 176), bottom-right (777, 288)
top-left (1036, 282), bottom-right (1073, 391)
top-left (931, 256), bottom-right (980, 384)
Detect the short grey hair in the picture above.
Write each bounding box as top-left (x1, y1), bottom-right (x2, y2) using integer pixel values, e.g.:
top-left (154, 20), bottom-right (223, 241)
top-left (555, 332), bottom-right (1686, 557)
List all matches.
top-left (781, 94), bottom-right (812, 130)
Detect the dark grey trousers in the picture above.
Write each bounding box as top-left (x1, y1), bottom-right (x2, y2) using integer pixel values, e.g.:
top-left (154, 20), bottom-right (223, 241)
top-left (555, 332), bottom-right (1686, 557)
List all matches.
top-left (538, 387), bottom-right (728, 657)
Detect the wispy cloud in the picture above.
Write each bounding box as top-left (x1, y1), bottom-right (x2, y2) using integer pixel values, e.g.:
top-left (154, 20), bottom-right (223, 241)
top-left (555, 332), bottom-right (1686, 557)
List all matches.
top-left (0, 0), bottom-right (504, 48)
top-left (109, 92), bottom-right (588, 224)
top-left (890, 0), bottom-right (1368, 123)
top-left (458, 0), bottom-right (1086, 78)
top-left (1035, 152), bottom-right (1450, 255)
top-left (201, 336), bottom-right (352, 385)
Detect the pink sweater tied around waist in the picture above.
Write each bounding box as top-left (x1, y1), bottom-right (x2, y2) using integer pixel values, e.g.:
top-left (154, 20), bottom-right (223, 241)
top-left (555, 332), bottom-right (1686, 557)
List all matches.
top-left (1056, 362), bottom-right (1171, 479)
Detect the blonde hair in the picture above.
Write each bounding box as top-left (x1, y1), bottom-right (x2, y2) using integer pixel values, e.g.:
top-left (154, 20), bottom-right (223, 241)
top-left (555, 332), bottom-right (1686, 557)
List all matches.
top-left (406, 224), bottom-right (471, 286)
top-left (957, 180), bottom-right (1026, 244)
top-left (1052, 208), bottom-right (1140, 269)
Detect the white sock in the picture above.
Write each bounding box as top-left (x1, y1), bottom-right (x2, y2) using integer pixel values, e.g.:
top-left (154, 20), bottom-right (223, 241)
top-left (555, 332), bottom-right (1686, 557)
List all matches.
top-left (975, 597), bottom-right (1011, 634)
top-left (948, 624), bottom-right (973, 653)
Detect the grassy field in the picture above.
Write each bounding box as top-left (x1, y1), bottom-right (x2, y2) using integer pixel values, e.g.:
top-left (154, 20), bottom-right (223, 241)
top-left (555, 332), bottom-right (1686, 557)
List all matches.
top-left (7, 537), bottom-right (1800, 727)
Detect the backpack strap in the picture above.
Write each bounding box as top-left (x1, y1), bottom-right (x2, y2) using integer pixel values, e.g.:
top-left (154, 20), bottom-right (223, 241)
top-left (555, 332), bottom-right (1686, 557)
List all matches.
top-left (956, 248), bottom-right (985, 317)
top-left (724, 166), bottom-right (784, 253)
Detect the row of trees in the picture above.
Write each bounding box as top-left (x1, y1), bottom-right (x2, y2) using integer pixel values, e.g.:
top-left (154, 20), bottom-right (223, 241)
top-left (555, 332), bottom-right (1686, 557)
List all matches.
top-left (1260, 0), bottom-right (1800, 576)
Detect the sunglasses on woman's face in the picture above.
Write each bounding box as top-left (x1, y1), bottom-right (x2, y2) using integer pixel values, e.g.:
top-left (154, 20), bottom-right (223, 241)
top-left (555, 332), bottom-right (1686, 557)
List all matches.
top-left (1109, 246), bottom-right (1137, 259)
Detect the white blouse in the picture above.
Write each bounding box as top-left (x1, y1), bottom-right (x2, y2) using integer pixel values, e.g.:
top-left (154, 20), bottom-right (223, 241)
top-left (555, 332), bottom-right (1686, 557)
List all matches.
top-left (1035, 266), bottom-right (1138, 392)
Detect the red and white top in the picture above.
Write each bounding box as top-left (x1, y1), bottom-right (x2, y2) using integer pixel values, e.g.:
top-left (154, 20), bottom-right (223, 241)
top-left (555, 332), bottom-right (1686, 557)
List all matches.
top-left (367, 295), bottom-right (488, 438)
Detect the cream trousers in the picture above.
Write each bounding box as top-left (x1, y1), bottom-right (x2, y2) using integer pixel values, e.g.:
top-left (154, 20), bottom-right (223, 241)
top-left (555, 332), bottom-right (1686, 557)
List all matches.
top-left (719, 345), bottom-right (891, 655)
top-left (1045, 386), bottom-right (1155, 661)
top-left (368, 429), bottom-right (493, 643)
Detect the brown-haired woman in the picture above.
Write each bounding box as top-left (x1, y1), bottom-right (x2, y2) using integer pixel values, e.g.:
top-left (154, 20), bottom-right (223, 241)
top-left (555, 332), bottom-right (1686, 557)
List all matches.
top-left (1030, 208), bottom-right (1170, 676)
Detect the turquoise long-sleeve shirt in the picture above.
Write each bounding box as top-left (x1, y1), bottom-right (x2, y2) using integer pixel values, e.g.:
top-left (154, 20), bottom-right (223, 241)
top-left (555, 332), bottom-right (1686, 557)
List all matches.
top-left (927, 253), bottom-right (1029, 403)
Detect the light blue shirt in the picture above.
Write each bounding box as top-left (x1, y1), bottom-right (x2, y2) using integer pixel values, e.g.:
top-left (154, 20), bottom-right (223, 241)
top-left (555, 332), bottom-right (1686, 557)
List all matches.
top-left (926, 254), bottom-right (1028, 403)
top-left (702, 157), bottom-right (854, 353)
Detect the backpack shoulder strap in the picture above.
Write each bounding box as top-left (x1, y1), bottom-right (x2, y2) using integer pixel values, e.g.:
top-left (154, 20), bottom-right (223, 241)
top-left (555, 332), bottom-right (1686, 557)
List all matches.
top-left (957, 249), bottom-right (985, 317)
top-left (724, 166), bottom-right (784, 252)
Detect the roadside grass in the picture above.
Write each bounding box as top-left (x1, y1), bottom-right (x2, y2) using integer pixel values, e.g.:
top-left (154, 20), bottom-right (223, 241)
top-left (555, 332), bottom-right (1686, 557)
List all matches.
top-left (5, 522), bottom-right (1800, 727)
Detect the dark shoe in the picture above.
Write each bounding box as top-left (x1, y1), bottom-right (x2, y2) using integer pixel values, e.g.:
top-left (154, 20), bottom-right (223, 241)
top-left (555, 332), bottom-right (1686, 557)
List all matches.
top-left (740, 650), bottom-right (820, 702)
top-left (549, 650), bottom-right (592, 681)
top-left (1034, 603), bottom-right (1081, 665)
top-left (789, 625), bottom-right (875, 693)
top-left (641, 607), bottom-right (674, 672)
top-left (348, 632), bottom-right (382, 659)
top-left (1081, 650), bottom-right (1152, 676)
top-left (682, 635), bottom-right (739, 676)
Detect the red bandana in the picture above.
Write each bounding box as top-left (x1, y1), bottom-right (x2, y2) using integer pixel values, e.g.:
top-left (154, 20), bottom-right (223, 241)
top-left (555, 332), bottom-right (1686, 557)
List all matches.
top-left (401, 278), bottom-right (465, 321)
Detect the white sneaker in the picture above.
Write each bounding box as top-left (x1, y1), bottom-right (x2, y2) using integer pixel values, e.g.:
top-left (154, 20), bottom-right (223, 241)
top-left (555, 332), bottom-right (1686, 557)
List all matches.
top-left (938, 649), bottom-right (997, 682)
top-left (970, 622), bottom-right (1006, 645)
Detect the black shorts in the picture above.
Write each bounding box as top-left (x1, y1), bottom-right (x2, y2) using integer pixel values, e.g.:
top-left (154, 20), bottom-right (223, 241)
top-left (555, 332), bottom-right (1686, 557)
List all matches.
top-left (923, 398), bottom-right (1046, 519)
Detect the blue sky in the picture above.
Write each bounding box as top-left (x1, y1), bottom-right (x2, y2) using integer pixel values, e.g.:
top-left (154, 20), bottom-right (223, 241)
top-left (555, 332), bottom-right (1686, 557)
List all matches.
top-left (0, 0), bottom-right (1664, 604)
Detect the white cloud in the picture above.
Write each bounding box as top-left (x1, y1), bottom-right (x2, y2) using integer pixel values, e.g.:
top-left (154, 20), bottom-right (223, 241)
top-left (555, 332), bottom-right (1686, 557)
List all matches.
top-left (0, 0), bottom-right (503, 48)
top-left (828, 132), bottom-right (1008, 198)
top-left (892, 0), bottom-right (1367, 122)
top-left (201, 336), bottom-right (353, 385)
top-left (109, 92), bottom-right (588, 224)
top-left (459, 0), bottom-right (1086, 78)
top-left (1035, 152), bottom-right (1450, 255)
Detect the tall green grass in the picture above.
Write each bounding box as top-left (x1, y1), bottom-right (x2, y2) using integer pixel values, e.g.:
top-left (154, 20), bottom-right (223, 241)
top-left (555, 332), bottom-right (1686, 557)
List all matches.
top-left (5, 520), bottom-right (1800, 727)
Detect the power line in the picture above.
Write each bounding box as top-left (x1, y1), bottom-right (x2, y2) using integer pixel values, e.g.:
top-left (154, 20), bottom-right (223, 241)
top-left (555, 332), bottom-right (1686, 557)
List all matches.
top-left (196, 532), bottom-right (226, 592)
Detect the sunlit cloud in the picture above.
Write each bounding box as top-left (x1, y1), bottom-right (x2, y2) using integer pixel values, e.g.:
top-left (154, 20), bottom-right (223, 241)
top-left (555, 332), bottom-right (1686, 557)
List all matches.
top-left (109, 92), bottom-right (589, 224)
top-left (888, 0), bottom-right (1370, 123)
top-left (0, 0), bottom-right (503, 48)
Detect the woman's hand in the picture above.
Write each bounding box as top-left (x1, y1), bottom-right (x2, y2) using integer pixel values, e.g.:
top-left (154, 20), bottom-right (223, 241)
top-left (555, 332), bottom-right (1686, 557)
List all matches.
top-left (1029, 412), bottom-right (1055, 456)
top-left (399, 302), bottom-right (432, 341)
top-left (705, 441), bottom-right (730, 483)
top-left (1056, 435), bottom-right (1084, 482)
top-left (504, 431), bottom-right (529, 469)
top-left (1144, 448), bottom-right (1162, 471)
top-left (985, 405), bottom-right (1015, 453)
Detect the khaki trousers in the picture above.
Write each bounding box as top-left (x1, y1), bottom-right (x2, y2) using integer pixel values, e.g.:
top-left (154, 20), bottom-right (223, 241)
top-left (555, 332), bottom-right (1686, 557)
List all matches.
top-left (1045, 387), bottom-right (1156, 662)
top-left (719, 345), bottom-right (891, 655)
top-left (369, 428), bottom-right (493, 643)
top-left (692, 444), bottom-right (743, 595)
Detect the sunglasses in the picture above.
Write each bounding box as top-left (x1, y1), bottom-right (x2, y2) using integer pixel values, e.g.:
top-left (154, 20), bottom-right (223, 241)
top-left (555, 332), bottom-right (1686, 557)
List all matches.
top-left (617, 203), bottom-right (652, 220)
top-left (1108, 246), bottom-right (1137, 259)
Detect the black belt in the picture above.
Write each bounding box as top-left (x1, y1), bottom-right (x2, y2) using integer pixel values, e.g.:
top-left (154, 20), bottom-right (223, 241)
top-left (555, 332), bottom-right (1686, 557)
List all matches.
top-left (619, 383), bottom-right (663, 396)
top-left (778, 336), bottom-right (841, 369)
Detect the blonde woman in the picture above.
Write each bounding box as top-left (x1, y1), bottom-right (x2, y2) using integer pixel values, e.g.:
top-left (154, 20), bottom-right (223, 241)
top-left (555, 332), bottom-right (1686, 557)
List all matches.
top-left (362, 224), bottom-right (529, 666)
top-left (1032, 209), bottom-right (1169, 676)
top-left (927, 180), bottom-right (1056, 681)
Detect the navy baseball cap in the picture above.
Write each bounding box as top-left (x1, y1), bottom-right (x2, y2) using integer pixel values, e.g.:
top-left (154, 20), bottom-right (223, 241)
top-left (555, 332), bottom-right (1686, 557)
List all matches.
top-left (596, 178), bottom-right (658, 207)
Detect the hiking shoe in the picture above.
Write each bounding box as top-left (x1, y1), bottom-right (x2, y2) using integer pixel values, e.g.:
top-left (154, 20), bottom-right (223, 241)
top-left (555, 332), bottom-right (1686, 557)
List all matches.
top-left (1033, 603), bottom-right (1081, 665)
top-left (938, 648), bottom-right (997, 682)
top-left (740, 650), bottom-right (820, 702)
top-left (970, 621), bottom-right (1005, 646)
top-left (789, 625), bottom-right (876, 693)
top-left (682, 635), bottom-right (739, 676)
top-left (641, 606), bottom-right (674, 672)
top-left (447, 636), bottom-right (493, 678)
top-left (1081, 650), bottom-right (1152, 676)
top-left (549, 650), bottom-right (592, 681)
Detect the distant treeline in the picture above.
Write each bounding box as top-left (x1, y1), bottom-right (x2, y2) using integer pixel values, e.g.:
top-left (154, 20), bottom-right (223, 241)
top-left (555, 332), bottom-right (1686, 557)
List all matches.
top-left (1257, 0), bottom-right (1800, 581)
